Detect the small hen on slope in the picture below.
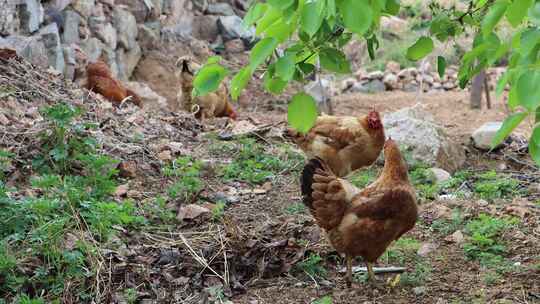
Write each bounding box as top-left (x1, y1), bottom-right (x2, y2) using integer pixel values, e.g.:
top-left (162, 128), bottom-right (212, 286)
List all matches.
top-left (86, 61), bottom-right (142, 107)
top-left (301, 138), bottom-right (418, 287)
top-left (287, 110), bottom-right (385, 177)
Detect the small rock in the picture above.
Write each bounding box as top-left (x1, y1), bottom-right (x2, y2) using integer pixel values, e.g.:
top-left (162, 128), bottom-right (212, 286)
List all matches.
top-left (385, 61), bottom-right (401, 74)
top-left (137, 24), bottom-right (160, 50)
top-left (177, 204), bottom-right (211, 221)
top-left (62, 10), bottom-right (81, 44)
top-left (127, 190), bottom-right (142, 199)
top-left (341, 77), bottom-right (357, 92)
top-left (207, 2), bottom-right (236, 16)
top-left (471, 122), bottom-right (504, 150)
top-left (253, 188), bottom-right (267, 195)
top-left (429, 168), bottom-right (451, 183)
top-left (124, 81), bottom-right (167, 109)
top-left (114, 184), bottom-right (129, 197)
top-left (19, 0), bottom-right (45, 34)
top-left (413, 286), bottom-right (426, 296)
top-left (113, 7), bottom-right (138, 50)
top-left (445, 230), bottom-right (464, 244)
top-left (476, 199), bottom-right (489, 207)
top-left (355, 79), bottom-right (385, 93)
top-left (368, 70), bottom-right (384, 80)
top-left (95, 23), bottom-right (117, 50)
top-left (417, 242), bottom-right (438, 257)
top-left (443, 81), bottom-right (456, 90)
top-left (158, 150), bottom-right (172, 161)
top-left (71, 0), bottom-right (95, 17)
top-left (157, 248), bottom-right (181, 265)
top-left (383, 73), bottom-right (398, 90)
top-left (38, 23), bottom-right (65, 73)
top-left (117, 161), bottom-right (137, 178)
top-left (217, 15), bottom-right (255, 43)
top-left (167, 142), bottom-right (184, 154)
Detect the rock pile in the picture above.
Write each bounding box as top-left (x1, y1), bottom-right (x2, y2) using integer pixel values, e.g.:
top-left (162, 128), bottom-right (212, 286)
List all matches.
top-left (340, 61), bottom-right (507, 94)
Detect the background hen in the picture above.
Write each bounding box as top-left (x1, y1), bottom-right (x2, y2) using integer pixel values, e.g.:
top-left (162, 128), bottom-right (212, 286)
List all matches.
top-left (177, 57), bottom-right (237, 120)
top-left (86, 61), bottom-right (142, 107)
top-left (301, 139), bottom-right (418, 287)
top-left (287, 110), bottom-right (385, 177)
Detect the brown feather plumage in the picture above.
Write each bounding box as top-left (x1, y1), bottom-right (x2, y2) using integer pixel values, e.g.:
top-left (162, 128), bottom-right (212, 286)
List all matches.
top-left (287, 111), bottom-right (385, 177)
top-left (86, 61), bottom-right (142, 107)
top-left (301, 139), bottom-right (418, 283)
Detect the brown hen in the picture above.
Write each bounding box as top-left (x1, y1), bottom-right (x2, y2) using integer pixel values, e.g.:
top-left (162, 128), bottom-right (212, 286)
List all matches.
top-left (177, 57), bottom-right (237, 120)
top-left (287, 110), bottom-right (385, 177)
top-left (301, 139), bottom-right (418, 287)
top-left (86, 61), bottom-right (142, 107)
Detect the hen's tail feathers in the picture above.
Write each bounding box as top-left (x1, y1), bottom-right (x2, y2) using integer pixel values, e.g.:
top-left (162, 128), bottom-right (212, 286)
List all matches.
top-left (301, 158), bottom-right (325, 210)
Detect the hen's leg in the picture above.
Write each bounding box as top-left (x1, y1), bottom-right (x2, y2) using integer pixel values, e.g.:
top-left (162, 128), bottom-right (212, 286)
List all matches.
top-left (366, 262), bottom-right (375, 281)
top-left (346, 255), bottom-right (353, 288)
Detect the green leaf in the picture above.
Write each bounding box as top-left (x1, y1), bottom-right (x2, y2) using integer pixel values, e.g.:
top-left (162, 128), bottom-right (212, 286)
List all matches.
top-left (536, 108), bottom-right (540, 123)
top-left (529, 124), bottom-right (540, 165)
top-left (385, 0), bottom-right (400, 15)
top-left (256, 6), bottom-right (282, 35)
top-left (340, 0), bottom-right (373, 36)
top-left (265, 19), bottom-right (294, 42)
top-left (508, 85), bottom-right (520, 110)
top-left (491, 112), bottom-right (528, 148)
top-left (529, 2), bottom-right (540, 26)
top-left (230, 67), bottom-right (252, 101)
top-left (298, 62), bottom-right (316, 75)
top-left (367, 35), bottom-right (379, 60)
top-left (475, 0), bottom-right (489, 8)
top-left (301, 0), bottom-right (325, 37)
top-left (495, 71), bottom-right (510, 98)
top-left (406, 37), bottom-right (434, 61)
top-left (249, 37), bottom-right (278, 69)
top-left (313, 296), bottom-right (333, 304)
top-left (319, 48), bottom-right (351, 74)
top-left (288, 92), bottom-right (318, 134)
top-left (206, 56), bottom-right (222, 65)
top-left (264, 71), bottom-right (288, 94)
top-left (244, 3), bottom-right (268, 27)
top-left (276, 54), bottom-right (296, 81)
top-left (437, 56), bottom-right (446, 79)
top-left (481, 1), bottom-right (509, 38)
top-left (517, 70), bottom-right (540, 111)
top-left (268, 0), bottom-right (295, 10)
top-left (506, 0), bottom-right (533, 27)
top-left (327, 0), bottom-right (336, 17)
top-left (192, 64), bottom-right (229, 97)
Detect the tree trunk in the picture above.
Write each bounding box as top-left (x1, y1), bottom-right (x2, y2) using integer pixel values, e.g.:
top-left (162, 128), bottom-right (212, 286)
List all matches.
top-left (483, 74), bottom-right (491, 109)
top-left (470, 69), bottom-right (486, 109)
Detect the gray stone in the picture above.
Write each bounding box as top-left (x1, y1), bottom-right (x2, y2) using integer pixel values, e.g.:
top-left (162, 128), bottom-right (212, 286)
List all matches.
top-left (115, 0), bottom-right (150, 23)
top-left (63, 45), bottom-right (76, 80)
top-left (429, 168), bottom-right (451, 183)
top-left (217, 15), bottom-right (255, 43)
top-left (95, 23), bottom-right (117, 50)
top-left (417, 242), bottom-right (438, 257)
top-left (304, 78), bottom-right (332, 106)
top-left (368, 70), bottom-right (384, 80)
top-left (0, 35), bottom-right (47, 67)
top-left (137, 24), bottom-right (160, 50)
top-left (80, 37), bottom-right (103, 62)
top-left (192, 0), bottom-right (208, 11)
top-left (124, 81), bottom-right (168, 110)
top-left (0, 0), bottom-right (18, 35)
top-left (101, 47), bottom-right (119, 78)
top-left (471, 122), bottom-right (504, 151)
top-left (383, 106), bottom-right (466, 173)
top-left (207, 2), bottom-right (235, 16)
top-left (383, 73), bottom-right (398, 90)
top-left (18, 0), bottom-right (44, 34)
top-left (192, 15), bottom-right (219, 41)
top-left (62, 10), bottom-right (81, 44)
top-left (37, 23), bottom-right (65, 73)
top-left (386, 61), bottom-right (401, 74)
top-left (412, 286), bottom-right (427, 296)
top-left (354, 79), bottom-right (385, 93)
top-left (71, 0), bottom-right (95, 17)
top-left (113, 7), bottom-right (139, 50)
top-left (403, 82), bottom-right (419, 92)
top-left (116, 43), bottom-right (142, 80)
top-left (48, 0), bottom-right (74, 11)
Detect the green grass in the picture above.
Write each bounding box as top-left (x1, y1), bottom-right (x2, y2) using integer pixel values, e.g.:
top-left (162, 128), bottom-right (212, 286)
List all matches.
top-left (0, 103), bottom-right (144, 302)
top-left (463, 214), bottom-right (519, 274)
top-left (285, 202), bottom-right (307, 215)
top-left (431, 208), bottom-right (464, 235)
top-left (472, 171), bottom-right (521, 201)
top-left (349, 167), bottom-right (378, 188)
top-left (162, 156), bottom-right (203, 202)
top-left (384, 237), bottom-right (421, 265)
top-left (220, 138), bottom-right (303, 184)
top-left (400, 260), bottom-right (432, 287)
top-left (297, 253), bottom-right (327, 278)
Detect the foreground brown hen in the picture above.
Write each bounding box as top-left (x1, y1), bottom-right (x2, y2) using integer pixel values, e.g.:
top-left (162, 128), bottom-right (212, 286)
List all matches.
top-left (301, 139), bottom-right (418, 287)
top-left (177, 57), bottom-right (237, 120)
top-left (86, 61), bottom-right (142, 107)
top-left (287, 110), bottom-right (385, 177)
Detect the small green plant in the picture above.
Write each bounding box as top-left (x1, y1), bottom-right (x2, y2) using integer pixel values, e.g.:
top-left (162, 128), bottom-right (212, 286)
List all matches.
top-left (297, 253), bottom-right (327, 278)
top-left (313, 295), bottom-right (333, 304)
top-left (400, 261), bottom-right (432, 286)
top-left (285, 202), bottom-right (306, 215)
top-left (220, 138), bottom-right (297, 184)
top-left (473, 171), bottom-right (521, 200)
top-left (350, 167), bottom-right (378, 188)
top-left (212, 201), bottom-right (226, 221)
top-left (0, 150), bottom-right (14, 181)
top-left (410, 165), bottom-right (439, 200)
top-left (463, 214), bottom-right (518, 271)
top-left (163, 156), bottom-right (203, 202)
top-left (483, 271), bottom-right (502, 286)
top-left (124, 288), bottom-right (137, 304)
top-left (431, 208), bottom-right (464, 235)
top-left (384, 237), bottom-right (421, 265)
